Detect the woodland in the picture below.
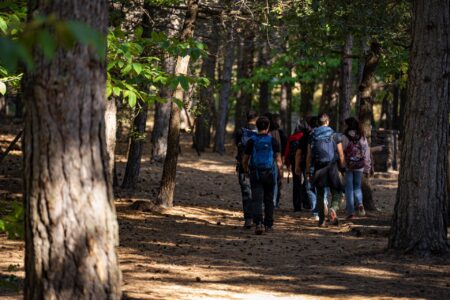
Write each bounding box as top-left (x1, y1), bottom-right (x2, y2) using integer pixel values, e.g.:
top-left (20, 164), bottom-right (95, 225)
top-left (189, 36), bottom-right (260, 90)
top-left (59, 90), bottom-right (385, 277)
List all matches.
top-left (0, 0), bottom-right (449, 299)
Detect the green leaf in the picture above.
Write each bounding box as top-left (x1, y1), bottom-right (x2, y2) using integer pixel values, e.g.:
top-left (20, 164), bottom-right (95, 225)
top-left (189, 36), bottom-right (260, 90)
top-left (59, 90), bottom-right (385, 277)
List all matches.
top-left (0, 17), bottom-right (7, 34)
top-left (113, 86), bottom-right (121, 96)
top-left (37, 30), bottom-right (56, 59)
top-left (173, 97), bottom-right (184, 109)
top-left (0, 81), bottom-right (6, 95)
top-left (178, 76), bottom-right (190, 91)
top-left (127, 91), bottom-right (137, 108)
top-left (132, 63), bottom-right (142, 75)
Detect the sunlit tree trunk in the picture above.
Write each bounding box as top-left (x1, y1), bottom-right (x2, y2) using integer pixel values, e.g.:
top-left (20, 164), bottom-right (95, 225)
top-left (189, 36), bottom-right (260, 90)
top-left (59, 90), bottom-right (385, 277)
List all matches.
top-left (389, 0), bottom-right (449, 254)
top-left (157, 0), bottom-right (199, 207)
top-left (339, 34), bottom-right (353, 131)
top-left (23, 1), bottom-right (121, 298)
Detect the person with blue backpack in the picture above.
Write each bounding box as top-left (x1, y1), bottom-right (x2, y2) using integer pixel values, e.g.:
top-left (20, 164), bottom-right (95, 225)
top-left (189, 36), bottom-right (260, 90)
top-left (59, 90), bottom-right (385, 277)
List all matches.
top-left (242, 116), bottom-right (283, 235)
top-left (235, 111), bottom-right (259, 229)
top-left (306, 113), bottom-right (345, 227)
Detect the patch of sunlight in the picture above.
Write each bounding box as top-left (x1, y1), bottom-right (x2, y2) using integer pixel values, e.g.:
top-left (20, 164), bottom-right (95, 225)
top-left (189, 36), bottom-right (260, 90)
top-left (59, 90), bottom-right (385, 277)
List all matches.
top-left (310, 284), bottom-right (347, 290)
top-left (340, 266), bottom-right (401, 280)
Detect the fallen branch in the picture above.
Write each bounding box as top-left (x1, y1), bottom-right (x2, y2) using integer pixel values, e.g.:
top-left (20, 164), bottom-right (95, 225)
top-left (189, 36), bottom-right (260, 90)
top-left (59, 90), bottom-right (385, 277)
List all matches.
top-left (0, 130), bottom-right (23, 163)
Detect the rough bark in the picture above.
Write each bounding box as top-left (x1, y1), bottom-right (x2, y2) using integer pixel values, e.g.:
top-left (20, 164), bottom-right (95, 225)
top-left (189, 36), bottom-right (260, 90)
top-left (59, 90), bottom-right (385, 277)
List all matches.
top-left (339, 34), bottom-right (353, 131)
top-left (320, 69), bottom-right (339, 129)
top-left (214, 22), bottom-right (235, 154)
top-left (392, 80), bottom-right (400, 130)
top-left (389, 0), bottom-right (449, 255)
top-left (121, 103), bottom-right (148, 189)
top-left (157, 0), bottom-right (199, 207)
top-left (105, 99), bottom-right (117, 182)
top-left (300, 81), bottom-right (315, 118)
top-left (234, 31), bottom-right (255, 132)
top-left (23, 1), bottom-right (121, 298)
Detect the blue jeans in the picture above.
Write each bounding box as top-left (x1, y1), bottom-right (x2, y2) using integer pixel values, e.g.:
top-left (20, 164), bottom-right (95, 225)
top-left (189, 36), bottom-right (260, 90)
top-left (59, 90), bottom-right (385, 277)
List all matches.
top-left (305, 180), bottom-right (328, 216)
top-left (345, 170), bottom-right (363, 215)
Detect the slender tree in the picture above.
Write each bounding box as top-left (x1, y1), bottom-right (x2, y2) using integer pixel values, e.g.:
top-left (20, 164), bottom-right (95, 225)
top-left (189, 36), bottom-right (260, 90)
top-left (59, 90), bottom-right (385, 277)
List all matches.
top-left (214, 19), bottom-right (235, 154)
top-left (300, 81), bottom-right (315, 118)
top-left (389, 0), bottom-right (449, 254)
top-left (23, 0), bottom-right (121, 298)
top-left (338, 33), bottom-right (353, 131)
top-left (156, 0), bottom-right (199, 207)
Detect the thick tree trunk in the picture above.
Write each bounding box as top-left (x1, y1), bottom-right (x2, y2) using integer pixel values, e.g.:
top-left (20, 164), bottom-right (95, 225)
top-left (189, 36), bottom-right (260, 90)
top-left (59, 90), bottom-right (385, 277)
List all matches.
top-left (214, 23), bottom-right (235, 154)
top-left (23, 1), bottom-right (121, 298)
top-left (320, 69), bottom-right (339, 129)
top-left (157, 0), bottom-right (199, 207)
top-left (280, 82), bottom-right (292, 133)
top-left (358, 41), bottom-right (381, 211)
top-left (258, 39), bottom-right (271, 115)
top-left (339, 34), bottom-right (353, 131)
top-left (389, 0), bottom-right (449, 255)
top-left (234, 31), bottom-right (255, 132)
top-left (195, 20), bottom-right (219, 151)
top-left (121, 103), bottom-right (148, 189)
top-left (300, 81), bottom-right (315, 118)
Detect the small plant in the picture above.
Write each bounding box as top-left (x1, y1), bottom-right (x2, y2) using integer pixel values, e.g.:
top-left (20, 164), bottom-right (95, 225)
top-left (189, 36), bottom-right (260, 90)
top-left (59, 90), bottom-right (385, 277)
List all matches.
top-left (0, 201), bottom-right (24, 240)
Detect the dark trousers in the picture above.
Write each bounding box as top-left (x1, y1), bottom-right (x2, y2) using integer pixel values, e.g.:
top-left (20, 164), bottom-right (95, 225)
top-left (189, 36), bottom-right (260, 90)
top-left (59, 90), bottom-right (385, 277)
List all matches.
top-left (250, 169), bottom-right (275, 227)
top-left (292, 165), bottom-right (311, 211)
top-left (238, 170), bottom-right (253, 220)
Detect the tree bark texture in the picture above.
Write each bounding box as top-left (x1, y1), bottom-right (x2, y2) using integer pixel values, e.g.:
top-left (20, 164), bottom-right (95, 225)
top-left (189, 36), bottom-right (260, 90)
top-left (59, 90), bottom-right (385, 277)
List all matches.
top-left (392, 80), bottom-right (400, 130)
top-left (157, 0), bottom-right (199, 207)
top-left (105, 99), bottom-right (117, 184)
top-left (23, 1), bottom-right (121, 298)
top-left (214, 22), bottom-right (235, 154)
top-left (300, 81), bottom-right (315, 118)
top-left (234, 31), bottom-right (255, 132)
top-left (121, 103), bottom-right (148, 189)
top-left (389, 0), bottom-right (450, 254)
top-left (320, 69), bottom-right (339, 129)
top-left (338, 34), bottom-right (353, 132)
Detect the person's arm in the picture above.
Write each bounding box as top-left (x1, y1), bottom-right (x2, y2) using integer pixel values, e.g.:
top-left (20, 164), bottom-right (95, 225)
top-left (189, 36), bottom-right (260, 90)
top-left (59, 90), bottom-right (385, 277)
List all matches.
top-left (306, 144), bottom-right (312, 180)
top-left (295, 149), bottom-right (302, 176)
top-left (336, 143), bottom-right (345, 169)
top-left (363, 139), bottom-right (372, 175)
top-left (276, 153), bottom-right (283, 174)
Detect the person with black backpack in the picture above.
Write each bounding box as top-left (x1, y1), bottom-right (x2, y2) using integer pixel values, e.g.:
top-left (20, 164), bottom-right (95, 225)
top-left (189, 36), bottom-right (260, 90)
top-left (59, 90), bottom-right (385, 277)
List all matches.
top-left (235, 111), bottom-right (258, 229)
top-left (285, 119), bottom-right (309, 211)
top-left (341, 117), bottom-right (371, 219)
top-left (306, 113), bottom-right (345, 227)
top-left (242, 116), bottom-right (283, 235)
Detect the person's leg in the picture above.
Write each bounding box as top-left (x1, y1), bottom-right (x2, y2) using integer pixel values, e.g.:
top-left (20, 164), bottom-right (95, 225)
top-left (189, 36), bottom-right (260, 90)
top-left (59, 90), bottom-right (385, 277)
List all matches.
top-left (276, 175), bottom-right (282, 208)
top-left (345, 171), bottom-right (355, 216)
top-left (250, 173), bottom-right (264, 226)
top-left (306, 180), bottom-right (318, 217)
top-left (272, 168), bottom-right (278, 207)
top-left (353, 171), bottom-right (363, 206)
top-left (238, 171), bottom-right (253, 221)
top-left (263, 171), bottom-right (275, 228)
top-left (316, 186), bottom-right (326, 224)
top-left (292, 166), bottom-right (301, 211)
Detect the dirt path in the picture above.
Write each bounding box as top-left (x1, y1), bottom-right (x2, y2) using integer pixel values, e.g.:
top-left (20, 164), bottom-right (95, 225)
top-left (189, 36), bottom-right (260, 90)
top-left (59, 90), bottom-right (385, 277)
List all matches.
top-left (1, 133), bottom-right (450, 299)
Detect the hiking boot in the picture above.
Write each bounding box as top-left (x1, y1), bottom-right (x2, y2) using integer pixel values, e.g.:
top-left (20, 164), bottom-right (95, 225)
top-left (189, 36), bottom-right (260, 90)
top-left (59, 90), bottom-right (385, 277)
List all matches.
top-left (265, 226), bottom-right (274, 233)
top-left (318, 219), bottom-right (326, 227)
top-left (311, 215), bottom-right (320, 221)
top-left (243, 218), bottom-right (252, 229)
top-left (255, 224), bottom-right (264, 235)
top-left (357, 205), bottom-right (366, 217)
top-left (329, 208), bottom-right (339, 226)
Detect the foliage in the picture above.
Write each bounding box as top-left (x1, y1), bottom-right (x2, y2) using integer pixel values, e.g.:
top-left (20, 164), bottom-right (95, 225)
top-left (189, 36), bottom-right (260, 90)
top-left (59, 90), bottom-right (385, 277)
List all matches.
top-left (0, 202), bottom-right (24, 240)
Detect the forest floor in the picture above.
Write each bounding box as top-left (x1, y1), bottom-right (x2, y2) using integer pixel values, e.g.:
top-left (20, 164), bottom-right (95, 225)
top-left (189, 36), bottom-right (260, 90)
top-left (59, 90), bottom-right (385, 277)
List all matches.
top-left (1, 124), bottom-right (450, 299)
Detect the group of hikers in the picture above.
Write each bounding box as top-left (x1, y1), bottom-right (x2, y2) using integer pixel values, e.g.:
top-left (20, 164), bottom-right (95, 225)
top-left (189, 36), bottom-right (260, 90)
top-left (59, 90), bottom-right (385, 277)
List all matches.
top-left (235, 111), bottom-right (371, 234)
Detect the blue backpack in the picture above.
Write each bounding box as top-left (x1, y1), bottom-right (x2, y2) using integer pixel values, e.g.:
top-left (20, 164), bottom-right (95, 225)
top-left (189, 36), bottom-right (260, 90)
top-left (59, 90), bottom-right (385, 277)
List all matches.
top-left (311, 134), bottom-right (337, 166)
top-left (237, 127), bottom-right (258, 163)
top-left (250, 135), bottom-right (274, 170)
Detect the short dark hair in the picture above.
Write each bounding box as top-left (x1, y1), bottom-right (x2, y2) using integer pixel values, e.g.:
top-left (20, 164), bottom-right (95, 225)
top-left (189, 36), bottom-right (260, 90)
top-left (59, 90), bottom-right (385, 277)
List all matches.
top-left (246, 110), bottom-right (258, 121)
top-left (345, 117), bottom-right (364, 137)
top-left (256, 116), bottom-right (271, 131)
top-left (318, 113), bottom-right (329, 126)
top-left (308, 116), bottom-right (319, 129)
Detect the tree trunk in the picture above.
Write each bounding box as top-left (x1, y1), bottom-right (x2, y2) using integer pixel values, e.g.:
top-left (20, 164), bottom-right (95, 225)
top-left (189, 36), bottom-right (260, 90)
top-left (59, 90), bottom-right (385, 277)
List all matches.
top-left (214, 23), bottom-right (235, 155)
top-left (195, 19), bottom-right (219, 151)
top-left (358, 41), bottom-right (381, 211)
top-left (392, 80), bottom-right (400, 130)
top-left (389, 0), bottom-right (449, 255)
top-left (320, 69), bottom-right (339, 129)
top-left (150, 6), bottom-right (182, 162)
top-left (121, 103), bottom-right (148, 189)
top-left (23, 1), bottom-right (121, 298)
top-left (105, 99), bottom-right (117, 183)
top-left (156, 0), bottom-right (199, 207)
top-left (399, 86), bottom-right (407, 137)
top-left (234, 31), bottom-right (255, 132)
top-left (355, 36), bottom-right (369, 113)
top-left (280, 82), bottom-right (292, 133)
top-left (379, 92), bottom-right (392, 129)
top-left (258, 39), bottom-right (271, 115)
top-left (300, 81), bottom-right (315, 118)
top-left (339, 34), bottom-right (353, 131)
